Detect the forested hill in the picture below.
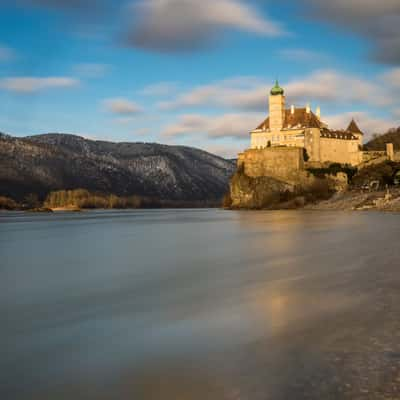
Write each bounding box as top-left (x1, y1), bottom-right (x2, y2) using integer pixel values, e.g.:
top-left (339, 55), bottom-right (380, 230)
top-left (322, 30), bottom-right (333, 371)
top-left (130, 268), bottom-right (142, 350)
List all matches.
top-left (0, 133), bottom-right (235, 204)
top-left (364, 127), bottom-right (400, 151)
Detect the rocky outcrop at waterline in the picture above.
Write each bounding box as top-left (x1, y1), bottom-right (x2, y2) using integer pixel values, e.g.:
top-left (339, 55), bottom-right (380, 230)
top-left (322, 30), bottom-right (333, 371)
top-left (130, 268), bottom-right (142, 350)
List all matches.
top-left (224, 147), bottom-right (349, 210)
top-left (225, 168), bottom-right (339, 210)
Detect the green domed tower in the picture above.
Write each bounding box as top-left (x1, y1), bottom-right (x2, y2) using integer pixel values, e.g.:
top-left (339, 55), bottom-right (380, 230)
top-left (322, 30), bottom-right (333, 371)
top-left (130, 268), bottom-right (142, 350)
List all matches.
top-left (270, 80), bottom-right (284, 96)
top-left (269, 80), bottom-right (285, 131)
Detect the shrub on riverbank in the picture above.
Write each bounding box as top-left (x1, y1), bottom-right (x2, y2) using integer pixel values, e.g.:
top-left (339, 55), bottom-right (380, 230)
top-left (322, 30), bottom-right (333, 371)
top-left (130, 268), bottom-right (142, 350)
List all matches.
top-left (44, 189), bottom-right (143, 209)
top-left (0, 196), bottom-right (18, 210)
top-left (307, 163), bottom-right (357, 182)
top-left (352, 161), bottom-right (400, 188)
top-left (43, 189), bottom-right (219, 209)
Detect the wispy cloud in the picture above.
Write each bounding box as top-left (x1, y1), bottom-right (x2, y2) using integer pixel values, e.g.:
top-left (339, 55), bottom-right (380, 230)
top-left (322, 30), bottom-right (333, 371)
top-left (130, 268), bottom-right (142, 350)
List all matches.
top-left (285, 70), bottom-right (392, 107)
top-left (0, 45), bottom-right (16, 62)
top-left (12, 0), bottom-right (107, 12)
top-left (381, 67), bottom-right (400, 88)
top-left (325, 111), bottom-right (397, 139)
top-left (204, 143), bottom-right (242, 159)
top-left (162, 112), bottom-right (262, 139)
top-left (73, 63), bottom-right (109, 78)
top-left (0, 77), bottom-right (79, 93)
top-left (158, 70), bottom-right (394, 113)
top-left (159, 77), bottom-right (267, 111)
top-left (392, 108), bottom-right (400, 118)
top-left (139, 82), bottom-right (178, 96)
top-left (103, 98), bottom-right (143, 115)
top-left (123, 0), bottom-right (284, 52)
top-left (278, 48), bottom-right (330, 63)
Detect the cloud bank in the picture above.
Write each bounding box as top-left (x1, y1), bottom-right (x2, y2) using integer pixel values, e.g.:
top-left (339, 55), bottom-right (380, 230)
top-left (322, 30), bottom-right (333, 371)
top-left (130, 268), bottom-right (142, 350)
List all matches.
top-left (159, 70), bottom-right (397, 113)
top-left (103, 98), bottom-right (143, 115)
top-left (124, 0), bottom-right (284, 52)
top-left (301, 0), bottom-right (400, 64)
top-left (162, 112), bottom-right (263, 139)
top-left (325, 111), bottom-right (397, 139)
top-left (0, 77), bottom-right (79, 93)
top-left (73, 63), bottom-right (109, 78)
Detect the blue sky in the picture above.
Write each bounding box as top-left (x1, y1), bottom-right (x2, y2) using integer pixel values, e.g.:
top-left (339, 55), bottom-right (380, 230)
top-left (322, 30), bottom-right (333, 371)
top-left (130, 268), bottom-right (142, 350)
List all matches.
top-left (0, 0), bottom-right (399, 157)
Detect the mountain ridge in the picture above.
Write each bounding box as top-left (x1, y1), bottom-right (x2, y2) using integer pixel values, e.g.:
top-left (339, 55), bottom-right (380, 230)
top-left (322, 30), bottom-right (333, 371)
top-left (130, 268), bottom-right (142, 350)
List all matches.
top-left (0, 133), bottom-right (236, 204)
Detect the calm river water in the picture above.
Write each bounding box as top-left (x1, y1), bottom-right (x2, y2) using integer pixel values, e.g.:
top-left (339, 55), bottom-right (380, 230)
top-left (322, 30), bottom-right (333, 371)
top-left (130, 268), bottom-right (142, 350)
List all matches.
top-left (1, 209), bottom-right (400, 399)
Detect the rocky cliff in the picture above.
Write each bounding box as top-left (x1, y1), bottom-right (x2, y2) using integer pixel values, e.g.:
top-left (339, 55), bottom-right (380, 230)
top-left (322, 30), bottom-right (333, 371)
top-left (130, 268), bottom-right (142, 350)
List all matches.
top-left (227, 167), bottom-right (343, 210)
top-left (0, 133), bottom-right (235, 203)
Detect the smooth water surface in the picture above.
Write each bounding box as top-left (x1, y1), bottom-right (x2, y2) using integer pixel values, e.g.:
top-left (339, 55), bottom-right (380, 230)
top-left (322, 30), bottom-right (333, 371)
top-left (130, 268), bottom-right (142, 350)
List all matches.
top-left (1, 209), bottom-right (400, 399)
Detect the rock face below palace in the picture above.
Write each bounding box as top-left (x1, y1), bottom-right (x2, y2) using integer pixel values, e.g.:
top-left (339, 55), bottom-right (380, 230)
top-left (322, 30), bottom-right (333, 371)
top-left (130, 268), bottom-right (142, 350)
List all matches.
top-left (228, 147), bottom-right (329, 209)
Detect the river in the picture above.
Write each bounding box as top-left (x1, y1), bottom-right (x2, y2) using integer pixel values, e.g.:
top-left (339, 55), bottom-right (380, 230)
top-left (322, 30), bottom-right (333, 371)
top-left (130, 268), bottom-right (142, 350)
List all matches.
top-left (1, 209), bottom-right (400, 399)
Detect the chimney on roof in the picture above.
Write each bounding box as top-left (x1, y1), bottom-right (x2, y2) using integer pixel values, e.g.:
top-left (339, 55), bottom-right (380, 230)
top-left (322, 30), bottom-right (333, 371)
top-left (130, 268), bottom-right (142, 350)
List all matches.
top-left (306, 103), bottom-right (311, 114)
top-left (316, 106), bottom-right (321, 120)
top-left (291, 105), bottom-right (295, 115)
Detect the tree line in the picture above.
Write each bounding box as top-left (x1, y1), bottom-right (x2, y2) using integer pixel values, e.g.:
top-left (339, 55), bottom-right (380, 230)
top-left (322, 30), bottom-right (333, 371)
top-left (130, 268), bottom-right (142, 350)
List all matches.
top-left (44, 189), bottom-right (143, 209)
top-left (0, 189), bottom-right (221, 210)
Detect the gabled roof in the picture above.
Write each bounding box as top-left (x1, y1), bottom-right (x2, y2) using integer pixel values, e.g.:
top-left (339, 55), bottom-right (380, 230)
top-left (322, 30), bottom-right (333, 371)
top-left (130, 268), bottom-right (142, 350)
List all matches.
top-left (256, 108), bottom-right (322, 131)
top-left (347, 119), bottom-right (363, 135)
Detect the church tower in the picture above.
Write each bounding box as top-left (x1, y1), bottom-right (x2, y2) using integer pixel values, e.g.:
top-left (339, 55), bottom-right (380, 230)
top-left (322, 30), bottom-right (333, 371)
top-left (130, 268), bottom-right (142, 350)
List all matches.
top-left (269, 80), bottom-right (285, 132)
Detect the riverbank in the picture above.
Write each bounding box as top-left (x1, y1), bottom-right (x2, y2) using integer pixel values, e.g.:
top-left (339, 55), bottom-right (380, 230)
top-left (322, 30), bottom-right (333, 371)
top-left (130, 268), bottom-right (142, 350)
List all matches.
top-left (305, 188), bottom-right (400, 212)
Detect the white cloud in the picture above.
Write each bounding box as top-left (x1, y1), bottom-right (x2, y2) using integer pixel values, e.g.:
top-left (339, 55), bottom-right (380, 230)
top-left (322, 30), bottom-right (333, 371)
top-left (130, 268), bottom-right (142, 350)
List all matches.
top-left (159, 77), bottom-right (268, 111)
top-left (162, 112), bottom-right (262, 139)
top-left (124, 0), bottom-right (284, 52)
top-left (139, 82), bottom-right (178, 96)
top-left (204, 143), bottom-right (242, 159)
top-left (159, 70), bottom-right (395, 113)
top-left (285, 70), bottom-right (391, 107)
top-left (0, 45), bottom-right (16, 62)
top-left (392, 108), bottom-right (400, 118)
top-left (0, 77), bottom-right (79, 93)
top-left (381, 67), bottom-right (400, 88)
top-left (73, 63), bottom-right (109, 78)
top-left (324, 111), bottom-right (397, 139)
top-left (103, 98), bottom-right (143, 115)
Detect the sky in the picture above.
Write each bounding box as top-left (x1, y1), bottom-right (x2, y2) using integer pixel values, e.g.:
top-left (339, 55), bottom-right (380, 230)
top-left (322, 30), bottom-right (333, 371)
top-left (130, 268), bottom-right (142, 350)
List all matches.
top-left (0, 0), bottom-right (399, 158)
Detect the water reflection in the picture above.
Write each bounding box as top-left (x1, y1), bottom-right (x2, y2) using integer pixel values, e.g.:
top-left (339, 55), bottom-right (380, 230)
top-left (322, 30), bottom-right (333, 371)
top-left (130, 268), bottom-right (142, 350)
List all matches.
top-left (1, 210), bottom-right (400, 399)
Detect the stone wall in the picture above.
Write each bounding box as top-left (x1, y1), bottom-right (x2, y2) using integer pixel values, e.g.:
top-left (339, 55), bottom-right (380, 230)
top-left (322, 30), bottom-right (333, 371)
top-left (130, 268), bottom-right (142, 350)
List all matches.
top-left (238, 147), bottom-right (304, 182)
top-left (319, 137), bottom-right (360, 166)
top-left (362, 151), bottom-right (386, 163)
top-left (359, 145), bottom-right (399, 168)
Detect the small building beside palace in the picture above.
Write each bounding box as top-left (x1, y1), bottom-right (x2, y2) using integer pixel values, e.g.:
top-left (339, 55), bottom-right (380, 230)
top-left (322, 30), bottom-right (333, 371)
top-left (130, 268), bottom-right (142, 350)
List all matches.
top-left (248, 81), bottom-right (363, 166)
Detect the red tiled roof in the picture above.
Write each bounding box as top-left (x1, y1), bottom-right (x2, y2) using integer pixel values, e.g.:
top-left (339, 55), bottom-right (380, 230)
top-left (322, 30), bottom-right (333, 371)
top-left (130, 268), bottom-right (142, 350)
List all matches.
top-left (256, 108), bottom-right (322, 130)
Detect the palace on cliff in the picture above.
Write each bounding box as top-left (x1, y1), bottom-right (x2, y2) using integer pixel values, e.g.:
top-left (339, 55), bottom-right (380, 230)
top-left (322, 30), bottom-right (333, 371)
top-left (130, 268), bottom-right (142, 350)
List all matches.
top-left (248, 81), bottom-right (363, 166)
